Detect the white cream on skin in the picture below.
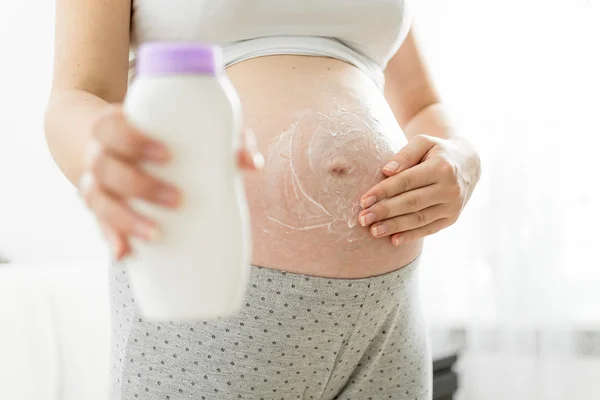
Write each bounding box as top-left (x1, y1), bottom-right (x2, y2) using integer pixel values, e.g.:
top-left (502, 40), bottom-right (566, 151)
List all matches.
top-left (259, 106), bottom-right (403, 242)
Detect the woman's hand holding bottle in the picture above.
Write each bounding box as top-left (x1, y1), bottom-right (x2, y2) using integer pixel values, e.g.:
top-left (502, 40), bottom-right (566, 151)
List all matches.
top-left (78, 106), bottom-right (264, 260)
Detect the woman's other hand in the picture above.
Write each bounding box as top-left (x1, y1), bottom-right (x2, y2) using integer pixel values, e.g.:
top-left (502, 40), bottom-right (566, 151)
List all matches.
top-left (358, 134), bottom-right (481, 245)
top-left (78, 106), bottom-right (264, 260)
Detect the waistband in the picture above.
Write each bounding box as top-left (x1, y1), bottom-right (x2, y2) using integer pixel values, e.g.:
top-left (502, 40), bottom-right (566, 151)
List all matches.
top-left (247, 254), bottom-right (421, 304)
top-left (222, 36), bottom-right (385, 90)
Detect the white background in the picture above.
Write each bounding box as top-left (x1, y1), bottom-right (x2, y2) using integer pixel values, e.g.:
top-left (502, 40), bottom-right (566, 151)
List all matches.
top-left (1, 1), bottom-right (600, 399)
top-left (0, 1), bottom-right (107, 263)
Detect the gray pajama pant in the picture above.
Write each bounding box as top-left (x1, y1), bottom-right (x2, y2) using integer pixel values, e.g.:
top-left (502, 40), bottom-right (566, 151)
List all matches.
top-left (109, 256), bottom-right (431, 400)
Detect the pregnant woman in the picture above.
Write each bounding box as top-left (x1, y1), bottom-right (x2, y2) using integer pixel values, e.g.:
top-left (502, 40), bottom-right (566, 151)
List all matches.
top-left (45, 1), bottom-right (481, 399)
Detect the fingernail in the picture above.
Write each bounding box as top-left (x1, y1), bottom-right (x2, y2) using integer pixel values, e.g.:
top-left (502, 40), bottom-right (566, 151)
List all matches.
top-left (359, 212), bottom-right (376, 227)
top-left (157, 187), bottom-right (180, 206)
top-left (144, 144), bottom-right (169, 161)
top-left (361, 196), bottom-right (377, 209)
top-left (371, 224), bottom-right (388, 236)
top-left (134, 222), bottom-right (160, 241)
top-left (383, 161), bottom-right (399, 173)
top-left (114, 242), bottom-right (125, 260)
top-left (393, 236), bottom-right (405, 246)
top-left (253, 152), bottom-right (265, 169)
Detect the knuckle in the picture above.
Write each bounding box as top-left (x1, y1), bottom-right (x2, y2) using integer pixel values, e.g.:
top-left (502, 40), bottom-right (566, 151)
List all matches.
top-left (92, 108), bottom-right (145, 157)
top-left (449, 183), bottom-right (462, 198)
top-left (372, 184), bottom-right (388, 202)
top-left (123, 128), bottom-right (145, 153)
top-left (414, 134), bottom-right (428, 144)
top-left (396, 152), bottom-right (411, 168)
top-left (121, 166), bottom-right (144, 193)
top-left (127, 169), bottom-right (160, 201)
top-left (381, 184), bottom-right (393, 200)
top-left (406, 195), bottom-right (421, 210)
top-left (136, 174), bottom-right (159, 200)
top-left (415, 134), bottom-right (434, 147)
top-left (415, 210), bottom-right (427, 224)
top-left (399, 175), bottom-right (413, 192)
top-left (377, 201), bottom-right (392, 219)
top-left (440, 160), bottom-right (456, 178)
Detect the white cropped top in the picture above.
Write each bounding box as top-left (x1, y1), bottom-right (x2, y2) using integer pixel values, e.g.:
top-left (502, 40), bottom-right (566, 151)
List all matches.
top-left (130, 0), bottom-right (412, 89)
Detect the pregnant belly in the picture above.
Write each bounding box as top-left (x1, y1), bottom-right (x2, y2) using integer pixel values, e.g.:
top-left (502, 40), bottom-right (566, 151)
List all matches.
top-left (226, 56), bottom-right (423, 278)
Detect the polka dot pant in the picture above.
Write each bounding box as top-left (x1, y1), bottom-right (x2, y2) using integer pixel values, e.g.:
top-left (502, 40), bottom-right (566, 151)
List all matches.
top-left (109, 257), bottom-right (431, 399)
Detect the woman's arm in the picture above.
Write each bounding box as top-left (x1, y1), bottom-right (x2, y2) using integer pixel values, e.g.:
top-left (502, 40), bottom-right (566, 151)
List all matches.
top-left (44, 0), bottom-right (174, 258)
top-left (384, 28), bottom-right (455, 141)
top-left (44, 0), bottom-right (131, 186)
top-left (358, 27), bottom-right (481, 245)
top-left (44, 0), bottom-right (262, 259)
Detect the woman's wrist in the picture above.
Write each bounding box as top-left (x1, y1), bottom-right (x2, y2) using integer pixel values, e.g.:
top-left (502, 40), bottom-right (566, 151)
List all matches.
top-left (402, 102), bottom-right (456, 141)
top-left (44, 89), bottom-right (113, 186)
top-left (402, 102), bottom-right (481, 198)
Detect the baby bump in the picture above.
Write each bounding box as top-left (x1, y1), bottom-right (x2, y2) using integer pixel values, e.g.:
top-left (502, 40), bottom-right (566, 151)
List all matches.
top-left (228, 55), bottom-right (422, 276)
top-left (262, 107), bottom-right (398, 243)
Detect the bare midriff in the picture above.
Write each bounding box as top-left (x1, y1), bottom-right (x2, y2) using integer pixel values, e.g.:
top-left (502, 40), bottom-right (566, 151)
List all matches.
top-left (226, 55), bottom-right (423, 279)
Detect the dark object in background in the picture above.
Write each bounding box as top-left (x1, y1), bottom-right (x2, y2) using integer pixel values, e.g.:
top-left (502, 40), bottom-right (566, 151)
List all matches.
top-left (0, 251), bottom-right (9, 264)
top-left (433, 351), bottom-right (459, 399)
top-left (431, 330), bottom-right (461, 400)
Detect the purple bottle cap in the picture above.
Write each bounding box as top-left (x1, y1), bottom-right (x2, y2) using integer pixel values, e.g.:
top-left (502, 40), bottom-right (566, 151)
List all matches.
top-left (136, 42), bottom-right (223, 76)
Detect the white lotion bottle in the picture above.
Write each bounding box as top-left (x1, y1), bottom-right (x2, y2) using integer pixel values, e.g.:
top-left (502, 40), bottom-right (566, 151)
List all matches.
top-left (122, 42), bottom-right (250, 321)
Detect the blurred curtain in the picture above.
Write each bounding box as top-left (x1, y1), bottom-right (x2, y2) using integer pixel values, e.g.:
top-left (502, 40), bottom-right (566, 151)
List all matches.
top-left (414, 1), bottom-right (600, 399)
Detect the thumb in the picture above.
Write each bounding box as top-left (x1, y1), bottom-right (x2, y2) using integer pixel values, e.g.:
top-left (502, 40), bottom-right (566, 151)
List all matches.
top-left (382, 134), bottom-right (437, 176)
top-left (237, 128), bottom-right (265, 170)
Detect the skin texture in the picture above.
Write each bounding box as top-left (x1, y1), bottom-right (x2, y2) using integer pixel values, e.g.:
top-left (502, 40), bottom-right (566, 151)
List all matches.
top-left (261, 108), bottom-right (395, 240)
top-left (225, 56), bottom-right (424, 276)
top-left (45, 0), bottom-right (481, 277)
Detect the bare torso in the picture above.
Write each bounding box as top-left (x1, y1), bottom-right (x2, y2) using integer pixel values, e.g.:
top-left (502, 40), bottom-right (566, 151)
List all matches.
top-left (228, 55), bottom-right (423, 278)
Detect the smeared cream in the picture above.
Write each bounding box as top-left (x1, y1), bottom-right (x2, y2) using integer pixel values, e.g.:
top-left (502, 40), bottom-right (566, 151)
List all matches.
top-left (259, 107), bottom-right (402, 242)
